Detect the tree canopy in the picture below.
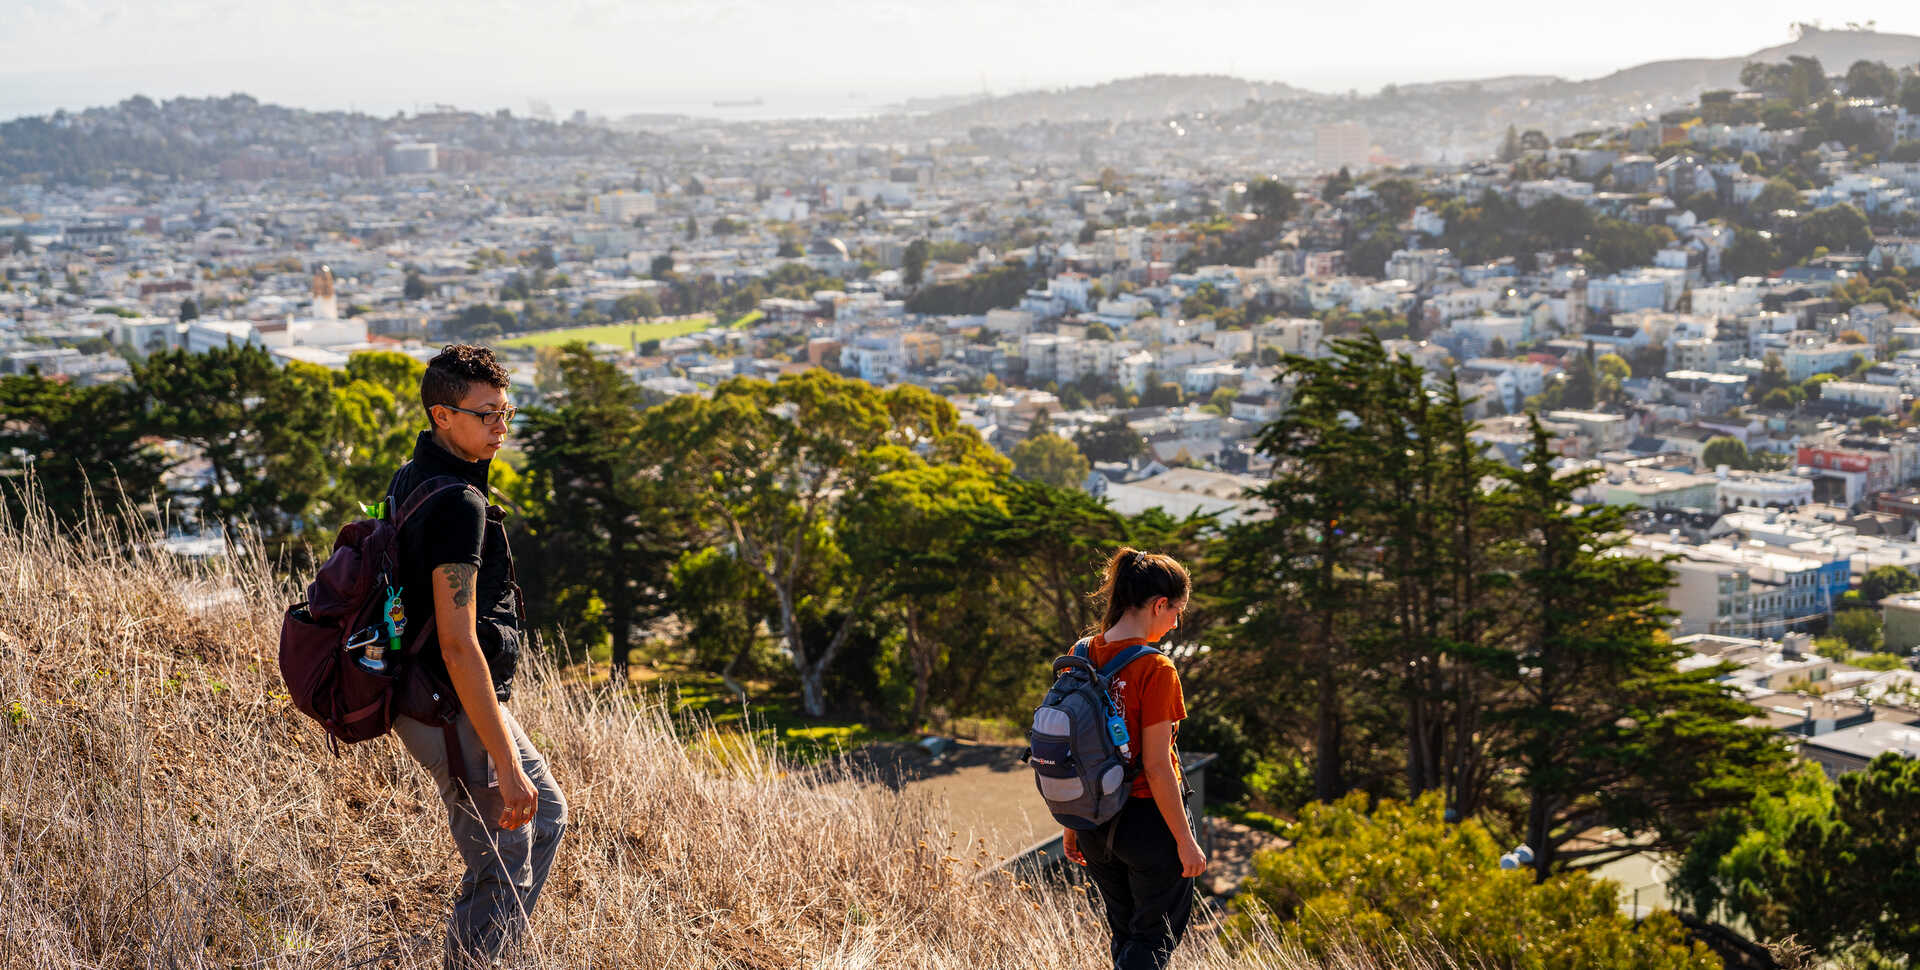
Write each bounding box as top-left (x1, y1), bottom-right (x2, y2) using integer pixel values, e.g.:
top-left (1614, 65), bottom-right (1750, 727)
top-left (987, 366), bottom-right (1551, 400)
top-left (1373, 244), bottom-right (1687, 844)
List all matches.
top-left (1235, 793), bottom-right (1718, 969)
top-left (1677, 755), bottom-right (1920, 965)
top-left (646, 369), bottom-right (1007, 716)
top-left (1010, 432), bottom-right (1090, 490)
top-left (1700, 436), bottom-right (1753, 472)
top-left (1859, 564), bottom-right (1920, 605)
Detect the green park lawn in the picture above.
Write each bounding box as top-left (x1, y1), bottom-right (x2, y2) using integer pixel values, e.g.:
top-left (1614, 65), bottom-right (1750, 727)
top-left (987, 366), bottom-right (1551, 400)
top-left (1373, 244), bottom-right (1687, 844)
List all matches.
top-left (497, 310), bottom-right (764, 351)
top-left (498, 315), bottom-right (714, 350)
top-left (638, 669), bottom-right (909, 765)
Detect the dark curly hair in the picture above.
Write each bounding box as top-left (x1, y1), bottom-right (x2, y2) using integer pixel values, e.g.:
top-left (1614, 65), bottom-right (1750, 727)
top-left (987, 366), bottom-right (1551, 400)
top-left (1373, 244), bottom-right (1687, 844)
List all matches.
top-left (421, 344), bottom-right (510, 416)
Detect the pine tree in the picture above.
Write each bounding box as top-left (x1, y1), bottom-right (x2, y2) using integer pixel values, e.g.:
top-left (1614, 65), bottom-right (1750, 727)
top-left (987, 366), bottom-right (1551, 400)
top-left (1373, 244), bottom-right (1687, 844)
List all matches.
top-left (1497, 418), bottom-right (1784, 879)
top-left (1234, 335), bottom-right (1403, 799)
top-left (1560, 344), bottom-right (1598, 409)
top-left (1232, 336), bottom-right (1514, 810)
top-left (1378, 374), bottom-right (1510, 811)
top-left (136, 344), bottom-right (334, 544)
top-left (517, 346), bottom-right (682, 682)
top-left (0, 376), bottom-right (162, 524)
top-left (903, 238), bottom-right (929, 287)
top-left (1499, 125), bottom-right (1522, 162)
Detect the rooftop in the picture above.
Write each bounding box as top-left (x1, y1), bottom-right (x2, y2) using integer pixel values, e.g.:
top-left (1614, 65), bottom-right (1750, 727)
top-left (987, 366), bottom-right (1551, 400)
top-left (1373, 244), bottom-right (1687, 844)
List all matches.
top-left (1800, 719), bottom-right (1920, 763)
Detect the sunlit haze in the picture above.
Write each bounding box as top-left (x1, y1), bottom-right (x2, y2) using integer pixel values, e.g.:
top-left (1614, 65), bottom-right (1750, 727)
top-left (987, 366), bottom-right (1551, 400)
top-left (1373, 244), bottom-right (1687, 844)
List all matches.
top-left (5, 0), bottom-right (1920, 119)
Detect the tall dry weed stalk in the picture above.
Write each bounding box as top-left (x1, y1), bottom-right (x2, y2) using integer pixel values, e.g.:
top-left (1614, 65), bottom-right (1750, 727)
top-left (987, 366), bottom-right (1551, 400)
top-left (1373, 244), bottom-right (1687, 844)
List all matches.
top-left (0, 486), bottom-right (1437, 969)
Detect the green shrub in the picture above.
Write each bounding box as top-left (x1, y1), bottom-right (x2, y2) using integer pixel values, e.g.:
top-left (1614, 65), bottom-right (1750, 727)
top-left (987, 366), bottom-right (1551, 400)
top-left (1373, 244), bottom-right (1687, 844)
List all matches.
top-left (1832, 608), bottom-right (1882, 653)
top-left (1177, 710), bottom-right (1257, 803)
top-left (1855, 652), bottom-right (1903, 671)
top-left (1237, 810), bottom-right (1289, 835)
top-left (1244, 754), bottom-right (1314, 814)
top-left (1814, 636), bottom-right (1851, 660)
top-left (1230, 792), bottom-right (1717, 970)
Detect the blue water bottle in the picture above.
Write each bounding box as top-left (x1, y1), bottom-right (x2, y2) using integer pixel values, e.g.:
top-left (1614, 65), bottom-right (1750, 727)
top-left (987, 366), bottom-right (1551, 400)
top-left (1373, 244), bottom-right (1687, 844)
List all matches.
top-left (1107, 712), bottom-right (1131, 760)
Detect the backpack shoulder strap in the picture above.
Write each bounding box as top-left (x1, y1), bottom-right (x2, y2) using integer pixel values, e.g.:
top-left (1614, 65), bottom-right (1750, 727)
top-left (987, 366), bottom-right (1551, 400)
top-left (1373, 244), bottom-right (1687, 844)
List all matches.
top-left (1098, 644), bottom-right (1162, 679)
top-left (1071, 637), bottom-right (1092, 661)
top-left (392, 475), bottom-right (481, 529)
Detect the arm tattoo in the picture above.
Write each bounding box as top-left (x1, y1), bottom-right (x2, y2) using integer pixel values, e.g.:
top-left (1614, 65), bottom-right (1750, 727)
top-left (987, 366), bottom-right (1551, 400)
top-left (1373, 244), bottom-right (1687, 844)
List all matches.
top-left (442, 563), bottom-right (477, 609)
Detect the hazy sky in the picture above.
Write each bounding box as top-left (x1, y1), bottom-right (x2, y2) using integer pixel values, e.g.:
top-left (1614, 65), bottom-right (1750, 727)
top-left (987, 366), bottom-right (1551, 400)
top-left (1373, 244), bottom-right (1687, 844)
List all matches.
top-left (4, 1), bottom-right (1919, 119)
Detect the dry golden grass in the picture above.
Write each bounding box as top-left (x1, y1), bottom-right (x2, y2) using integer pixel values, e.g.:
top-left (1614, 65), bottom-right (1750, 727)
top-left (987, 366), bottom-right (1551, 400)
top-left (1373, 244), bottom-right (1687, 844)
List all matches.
top-left (0, 492), bottom-right (1443, 970)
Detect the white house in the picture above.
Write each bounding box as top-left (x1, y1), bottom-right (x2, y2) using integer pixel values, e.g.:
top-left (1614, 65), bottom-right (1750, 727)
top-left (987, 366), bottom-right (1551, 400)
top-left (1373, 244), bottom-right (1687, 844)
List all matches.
top-left (1181, 361), bottom-right (1245, 394)
top-left (1384, 248), bottom-right (1455, 287)
top-left (1450, 315), bottom-right (1529, 356)
top-left (1691, 279), bottom-right (1769, 319)
top-left (1117, 350), bottom-right (1156, 393)
top-left (1588, 272), bottom-right (1671, 314)
top-left (1869, 236), bottom-right (1920, 270)
top-left (185, 320), bottom-right (260, 354)
top-left (1352, 279), bottom-right (1417, 314)
top-left (1255, 318), bottom-right (1324, 358)
top-left (1715, 471), bottom-right (1814, 510)
top-left (984, 308), bottom-right (1035, 336)
top-left (1784, 341), bottom-right (1864, 381)
top-left (1819, 380), bottom-right (1902, 413)
top-left (1423, 286), bottom-right (1503, 326)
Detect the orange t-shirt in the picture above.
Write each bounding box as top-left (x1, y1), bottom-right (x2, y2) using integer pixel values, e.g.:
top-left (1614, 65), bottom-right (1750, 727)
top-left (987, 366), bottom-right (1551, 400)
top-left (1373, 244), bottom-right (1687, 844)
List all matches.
top-left (1088, 633), bottom-right (1186, 798)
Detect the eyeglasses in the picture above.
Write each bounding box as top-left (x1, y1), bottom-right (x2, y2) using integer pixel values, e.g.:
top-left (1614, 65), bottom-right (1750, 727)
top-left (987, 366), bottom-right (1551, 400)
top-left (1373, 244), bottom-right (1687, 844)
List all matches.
top-left (438, 403), bottom-right (518, 427)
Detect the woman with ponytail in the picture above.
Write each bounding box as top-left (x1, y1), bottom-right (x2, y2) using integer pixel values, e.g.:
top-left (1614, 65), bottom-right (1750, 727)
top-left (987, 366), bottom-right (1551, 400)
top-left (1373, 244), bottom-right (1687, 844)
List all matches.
top-left (1064, 547), bottom-right (1204, 970)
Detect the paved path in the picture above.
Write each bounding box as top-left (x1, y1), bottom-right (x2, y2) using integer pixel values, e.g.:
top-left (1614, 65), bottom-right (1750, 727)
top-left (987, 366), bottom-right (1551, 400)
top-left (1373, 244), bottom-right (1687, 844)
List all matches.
top-left (842, 740), bottom-right (1274, 894)
top-left (845, 741), bottom-right (1057, 861)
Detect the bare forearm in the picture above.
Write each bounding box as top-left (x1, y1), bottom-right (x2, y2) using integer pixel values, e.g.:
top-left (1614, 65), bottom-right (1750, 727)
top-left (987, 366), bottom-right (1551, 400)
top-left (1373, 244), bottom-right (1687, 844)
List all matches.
top-left (432, 562), bottom-right (515, 769)
top-left (1145, 763), bottom-right (1197, 849)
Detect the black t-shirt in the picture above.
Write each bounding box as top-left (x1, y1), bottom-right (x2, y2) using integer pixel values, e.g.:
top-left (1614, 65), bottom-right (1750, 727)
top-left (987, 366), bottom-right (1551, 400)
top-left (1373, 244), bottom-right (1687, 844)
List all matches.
top-left (387, 431), bottom-right (522, 702)
top-left (410, 485), bottom-right (487, 578)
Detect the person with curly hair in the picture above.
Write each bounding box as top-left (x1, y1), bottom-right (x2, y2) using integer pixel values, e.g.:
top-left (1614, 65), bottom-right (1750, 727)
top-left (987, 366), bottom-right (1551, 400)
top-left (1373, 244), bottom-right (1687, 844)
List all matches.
top-left (387, 344), bottom-right (566, 967)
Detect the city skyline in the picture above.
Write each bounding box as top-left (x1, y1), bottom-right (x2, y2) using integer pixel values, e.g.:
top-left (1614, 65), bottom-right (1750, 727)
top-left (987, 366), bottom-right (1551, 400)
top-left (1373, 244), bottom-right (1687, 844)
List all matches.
top-left (6, 1), bottom-right (1920, 121)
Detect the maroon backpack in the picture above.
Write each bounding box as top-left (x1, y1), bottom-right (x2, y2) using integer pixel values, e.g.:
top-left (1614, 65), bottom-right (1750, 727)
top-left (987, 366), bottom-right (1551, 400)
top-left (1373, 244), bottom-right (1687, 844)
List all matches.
top-left (278, 476), bottom-right (477, 748)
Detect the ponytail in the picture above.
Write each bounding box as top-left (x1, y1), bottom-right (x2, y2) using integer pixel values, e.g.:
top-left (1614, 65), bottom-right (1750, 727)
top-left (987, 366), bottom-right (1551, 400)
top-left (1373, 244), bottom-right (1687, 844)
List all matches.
top-left (1090, 546), bottom-right (1191, 634)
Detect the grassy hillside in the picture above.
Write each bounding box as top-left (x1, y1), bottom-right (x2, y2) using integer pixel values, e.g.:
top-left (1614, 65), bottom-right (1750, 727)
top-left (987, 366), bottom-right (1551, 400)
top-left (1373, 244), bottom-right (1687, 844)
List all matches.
top-left (0, 494), bottom-right (1433, 969)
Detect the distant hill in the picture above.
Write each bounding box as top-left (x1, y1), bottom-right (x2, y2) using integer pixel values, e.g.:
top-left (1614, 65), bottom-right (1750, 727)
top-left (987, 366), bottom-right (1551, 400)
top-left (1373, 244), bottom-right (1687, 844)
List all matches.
top-left (918, 73), bottom-right (1321, 126)
top-left (0, 93), bottom-right (655, 182)
top-left (910, 27), bottom-right (1920, 131)
top-left (1393, 75), bottom-right (1560, 97)
top-left (12, 27), bottom-right (1920, 178)
top-left (1558, 25), bottom-right (1920, 99)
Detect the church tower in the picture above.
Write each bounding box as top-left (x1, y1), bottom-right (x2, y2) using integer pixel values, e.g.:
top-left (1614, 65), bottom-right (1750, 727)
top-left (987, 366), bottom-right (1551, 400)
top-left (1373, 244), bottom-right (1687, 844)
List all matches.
top-left (311, 265), bottom-right (338, 320)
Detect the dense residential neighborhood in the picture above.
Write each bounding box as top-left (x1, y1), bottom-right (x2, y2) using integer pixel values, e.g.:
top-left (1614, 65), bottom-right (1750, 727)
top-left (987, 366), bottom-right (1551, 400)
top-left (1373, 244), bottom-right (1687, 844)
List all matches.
top-left (10, 48), bottom-right (1920, 765)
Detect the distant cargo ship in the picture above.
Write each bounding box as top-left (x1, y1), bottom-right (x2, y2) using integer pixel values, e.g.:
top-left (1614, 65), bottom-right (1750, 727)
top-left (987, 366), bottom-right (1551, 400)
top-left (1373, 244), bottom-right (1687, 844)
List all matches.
top-left (712, 98), bottom-right (765, 108)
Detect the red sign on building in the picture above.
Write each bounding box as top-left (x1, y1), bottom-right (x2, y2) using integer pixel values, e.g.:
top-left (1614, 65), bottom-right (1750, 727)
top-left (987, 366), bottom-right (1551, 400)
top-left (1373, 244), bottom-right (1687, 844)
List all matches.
top-left (1798, 448), bottom-right (1872, 474)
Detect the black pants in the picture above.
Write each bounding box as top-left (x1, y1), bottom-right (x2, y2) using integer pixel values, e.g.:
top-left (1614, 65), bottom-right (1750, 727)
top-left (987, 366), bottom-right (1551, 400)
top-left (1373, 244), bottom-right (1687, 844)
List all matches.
top-left (1078, 797), bottom-right (1195, 970)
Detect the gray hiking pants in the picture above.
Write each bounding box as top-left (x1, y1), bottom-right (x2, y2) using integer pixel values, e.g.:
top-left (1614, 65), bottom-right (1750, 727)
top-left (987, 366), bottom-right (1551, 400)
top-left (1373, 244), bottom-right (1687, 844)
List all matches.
top-left (394, 707), bottom-right (567, 967)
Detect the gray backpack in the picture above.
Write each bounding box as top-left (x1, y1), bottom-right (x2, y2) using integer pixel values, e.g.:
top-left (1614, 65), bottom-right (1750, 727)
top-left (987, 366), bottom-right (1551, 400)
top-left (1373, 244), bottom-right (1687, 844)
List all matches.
top-left (1026, 638), bottom-right (1161, 831)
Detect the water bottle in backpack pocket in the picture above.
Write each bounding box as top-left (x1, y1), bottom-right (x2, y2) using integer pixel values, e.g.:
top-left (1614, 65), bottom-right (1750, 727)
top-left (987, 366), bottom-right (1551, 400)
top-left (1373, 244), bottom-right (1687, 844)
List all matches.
top-left (1025, 639), bottom-right (1161, 831)
top-left (278, 476), bottom-right (476, 746)
top-left (280, 602), bottom-right (404, 744)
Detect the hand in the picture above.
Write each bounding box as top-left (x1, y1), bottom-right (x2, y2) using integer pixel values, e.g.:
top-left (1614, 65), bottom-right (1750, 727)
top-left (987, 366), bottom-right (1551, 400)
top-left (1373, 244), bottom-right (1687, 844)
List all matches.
top-left (1063, 828), bottom-right (1086, 866)
top-left (1177, 838), bottom-right (1207, 878)
top-left (497, 763), bottom-right (537, 830)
